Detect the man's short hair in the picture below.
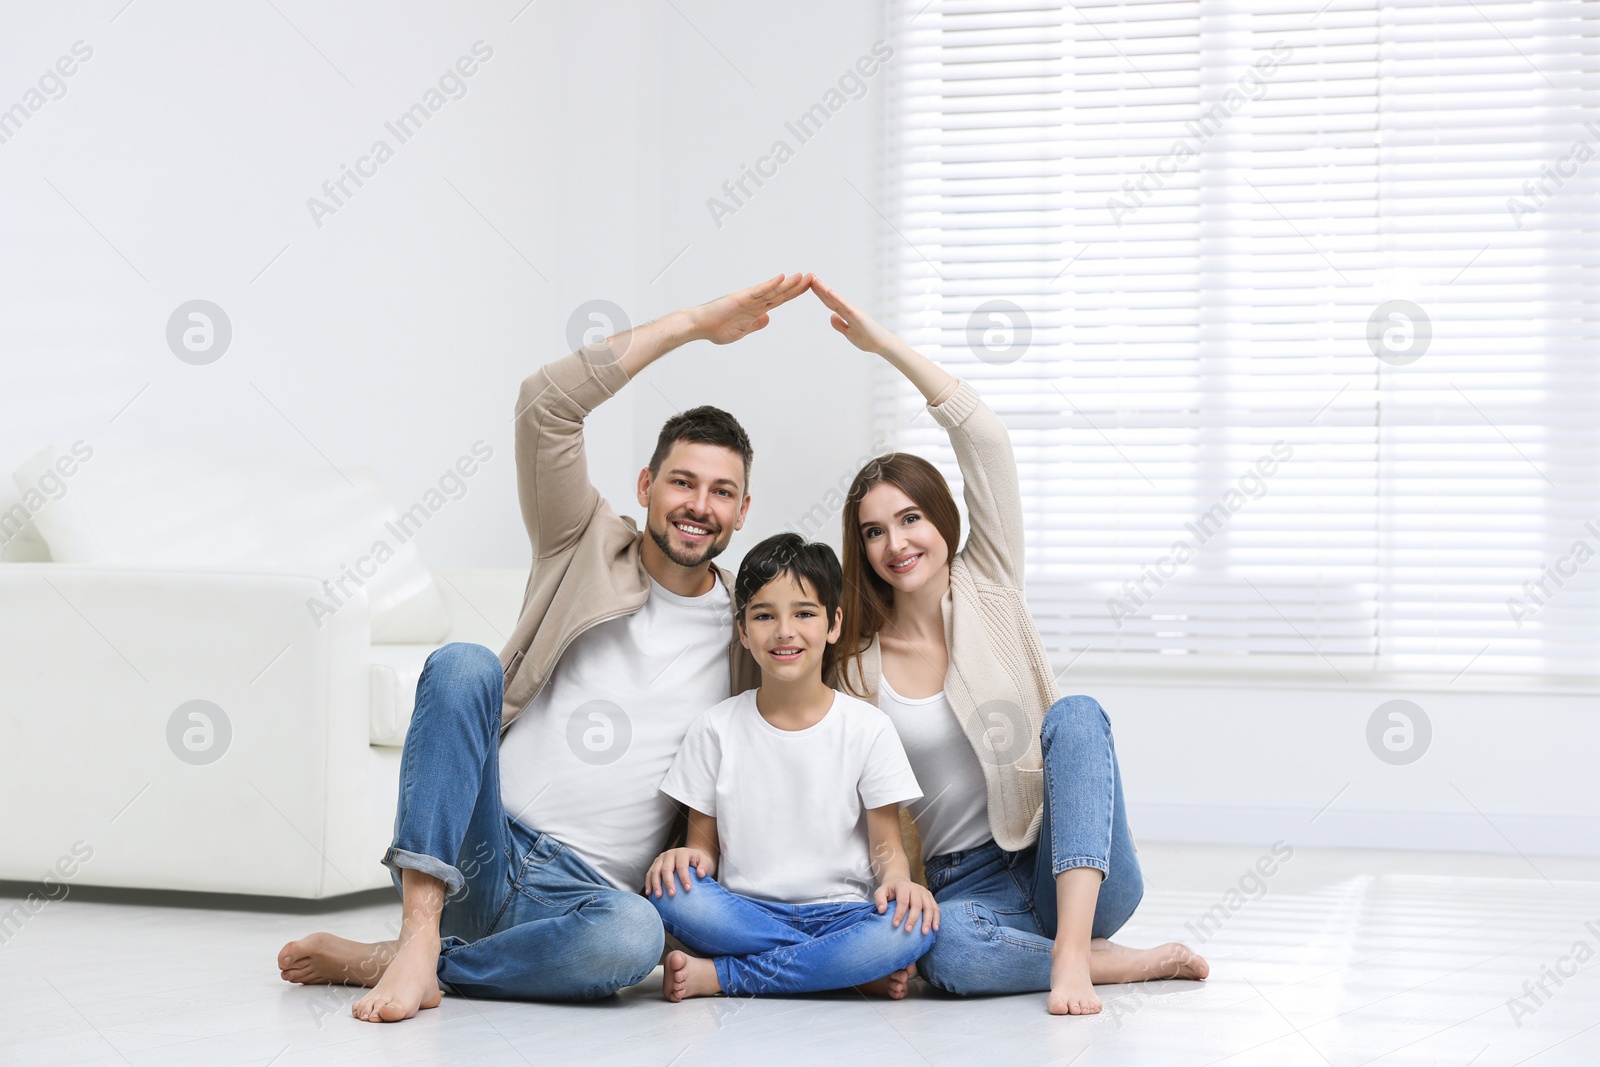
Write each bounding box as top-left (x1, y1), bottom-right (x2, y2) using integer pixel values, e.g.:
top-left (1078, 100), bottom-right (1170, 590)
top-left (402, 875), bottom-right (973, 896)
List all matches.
top-left (648, 406), bottom-right (753, 491)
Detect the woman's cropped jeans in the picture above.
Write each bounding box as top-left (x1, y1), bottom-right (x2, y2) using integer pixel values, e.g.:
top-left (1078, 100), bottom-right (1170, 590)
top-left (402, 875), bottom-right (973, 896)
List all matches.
top-left (917, 695), bottom-right (1145, 995)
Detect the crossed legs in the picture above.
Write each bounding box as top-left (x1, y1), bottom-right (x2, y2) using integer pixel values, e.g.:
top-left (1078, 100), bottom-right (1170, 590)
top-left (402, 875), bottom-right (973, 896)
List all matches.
top-left (651, 870), bottom-right (934, 1000)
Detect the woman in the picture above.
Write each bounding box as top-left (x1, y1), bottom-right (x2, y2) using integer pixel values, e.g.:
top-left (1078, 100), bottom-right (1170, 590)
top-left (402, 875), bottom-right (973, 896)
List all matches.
top-left (810, 278), bottom-right (1208, 1015)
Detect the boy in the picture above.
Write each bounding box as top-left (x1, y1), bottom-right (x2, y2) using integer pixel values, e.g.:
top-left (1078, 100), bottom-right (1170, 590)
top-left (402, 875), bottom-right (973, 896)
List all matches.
top-left (643, 533), bottom-right (938, 1000)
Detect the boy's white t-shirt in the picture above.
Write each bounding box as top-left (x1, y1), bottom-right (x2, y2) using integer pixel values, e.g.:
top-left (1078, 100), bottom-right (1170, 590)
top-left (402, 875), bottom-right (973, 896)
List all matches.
top-left (498, 575), bottom-right (734, 892)
top-left (659, 689), bottom-right (923, 905)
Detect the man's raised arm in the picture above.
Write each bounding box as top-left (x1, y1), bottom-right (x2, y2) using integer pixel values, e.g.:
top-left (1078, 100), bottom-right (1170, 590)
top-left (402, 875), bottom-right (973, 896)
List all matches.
top-left (513, 273), bottom-right (811, 560)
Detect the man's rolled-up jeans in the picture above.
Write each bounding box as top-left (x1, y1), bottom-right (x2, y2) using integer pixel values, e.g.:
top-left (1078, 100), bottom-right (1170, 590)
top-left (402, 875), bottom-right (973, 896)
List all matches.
top-left (382, 642), bottom-right (663, 1000)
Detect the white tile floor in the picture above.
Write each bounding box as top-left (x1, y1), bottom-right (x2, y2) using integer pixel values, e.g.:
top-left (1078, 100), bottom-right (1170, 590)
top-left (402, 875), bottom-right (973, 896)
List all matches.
top-left (3, 843), bottom-right (1598, 1066)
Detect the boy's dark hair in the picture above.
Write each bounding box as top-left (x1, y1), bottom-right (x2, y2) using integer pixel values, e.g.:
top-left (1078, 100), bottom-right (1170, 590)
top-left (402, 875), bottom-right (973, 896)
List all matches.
top-left (648, 405), bottom-right (754, 492)
top-left (735, 533), bottom-right (844, 680)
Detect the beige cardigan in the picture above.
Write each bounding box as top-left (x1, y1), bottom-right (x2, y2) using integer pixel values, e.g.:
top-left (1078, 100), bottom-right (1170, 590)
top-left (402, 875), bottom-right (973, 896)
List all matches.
top-left (497, 341), bottom-right (762, 730)
top-left (838, 380), bottom-right (1059, 854)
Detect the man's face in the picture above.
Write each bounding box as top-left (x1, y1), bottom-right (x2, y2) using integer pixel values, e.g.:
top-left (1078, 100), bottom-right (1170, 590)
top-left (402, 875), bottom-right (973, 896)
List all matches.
top-left (637, 440), bottom-right (750, 568)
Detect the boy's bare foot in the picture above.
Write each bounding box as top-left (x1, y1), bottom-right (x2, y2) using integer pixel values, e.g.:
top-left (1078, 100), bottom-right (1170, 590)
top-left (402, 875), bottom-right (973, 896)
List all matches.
top-left (351, 935), bottom-right (443, 1023)
top-left (856, 962), bottom-right (917, 999)
top-left (278, 932), bottom-right (397, 987)
top-left (663, 950), bottom-right (722, 1002)
top-left (1048, 948), bottom-right (1100, 1015)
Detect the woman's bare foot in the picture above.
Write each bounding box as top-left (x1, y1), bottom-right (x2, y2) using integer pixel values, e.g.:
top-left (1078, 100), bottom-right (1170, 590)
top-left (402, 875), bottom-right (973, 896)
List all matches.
top-left (1048, 940), bottom-right (1208, 1016)
top-left (351, 935), bottom-right (443, 1023)
top-left (1048, 948), bottom-right (1100, 1015)
top-left (278, 932), bottom-right (398, 987)
top-left (1088, 938), bottom-right (1209, 984)
top-left (856, 962), bottom-right (918, 999)
top-left (662, 950), bottom-right (722, 1002)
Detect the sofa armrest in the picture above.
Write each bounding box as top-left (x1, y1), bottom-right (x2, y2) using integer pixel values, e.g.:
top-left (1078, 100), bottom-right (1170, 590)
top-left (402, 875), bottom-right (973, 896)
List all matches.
top-left (0, 563), bottom-right (384, 897)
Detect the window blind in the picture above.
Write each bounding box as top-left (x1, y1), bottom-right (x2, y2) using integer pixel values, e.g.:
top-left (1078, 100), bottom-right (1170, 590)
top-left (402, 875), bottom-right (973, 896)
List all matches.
top-left (879, 0), bottom-right (1600, 678)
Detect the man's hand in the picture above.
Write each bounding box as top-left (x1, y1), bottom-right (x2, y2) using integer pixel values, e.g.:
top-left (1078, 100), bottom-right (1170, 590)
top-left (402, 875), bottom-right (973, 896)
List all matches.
top-left (686, 272), bottom-right (812, 345)
top-left (644, 847), bottom-right (717, 897)
top-left (875, 879), bottom-right (940, 936)
top-left (613, 272), bottom-right (811, 378)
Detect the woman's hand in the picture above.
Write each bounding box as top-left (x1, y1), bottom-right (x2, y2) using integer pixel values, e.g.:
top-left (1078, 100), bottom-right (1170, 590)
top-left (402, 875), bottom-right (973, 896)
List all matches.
top-left (808, 276), bottom-right (901, 356)
top-left (874, 878), bottom-right (941, 936)
top-left (644, 847), bottom-right (717, 897)
top-left (686, 273), bottom-right (812, 345)
top-left (810, 277), bottom-right (957, 404)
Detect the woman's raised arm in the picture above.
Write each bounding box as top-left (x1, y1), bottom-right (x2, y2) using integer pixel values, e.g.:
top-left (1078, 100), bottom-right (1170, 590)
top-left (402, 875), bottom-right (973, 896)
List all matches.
top-left (809, 278), bottom-right (958, 406)
top-left (809, 278), bottom-right (1027, 588)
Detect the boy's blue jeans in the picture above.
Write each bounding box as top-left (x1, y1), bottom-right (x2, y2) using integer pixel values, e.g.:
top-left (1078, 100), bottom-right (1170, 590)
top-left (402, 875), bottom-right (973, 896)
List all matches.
top-left (650, 871), bottom-right (936, 995)
top-left (381, 643), bottom-right (664, 1001)
top-left (917, 695), bottom-right (1146, 996)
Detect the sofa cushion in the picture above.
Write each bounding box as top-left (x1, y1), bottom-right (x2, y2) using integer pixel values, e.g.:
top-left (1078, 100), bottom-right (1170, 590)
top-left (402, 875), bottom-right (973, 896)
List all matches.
top-left (12, 444), bottom-right (451, 644)
top-left (369, 644), bottom-right (436, 746)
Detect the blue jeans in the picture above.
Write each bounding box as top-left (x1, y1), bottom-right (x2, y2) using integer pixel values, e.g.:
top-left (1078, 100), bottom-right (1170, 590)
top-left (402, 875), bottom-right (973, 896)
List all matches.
top-left (382, 642), bottom-right (664, 1001)
top-left (650, 870), bottom-right (936, 995)
top-left (917, 695), bottom-right (1144, 996)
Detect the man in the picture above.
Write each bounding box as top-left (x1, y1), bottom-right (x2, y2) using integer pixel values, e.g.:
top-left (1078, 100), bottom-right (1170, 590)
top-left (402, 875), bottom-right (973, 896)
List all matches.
top-left (277, 272), bottom-right (811, 1021)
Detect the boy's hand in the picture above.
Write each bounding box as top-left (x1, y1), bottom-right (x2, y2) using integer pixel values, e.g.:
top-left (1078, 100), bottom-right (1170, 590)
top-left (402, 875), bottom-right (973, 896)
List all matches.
top-left (644, 847), bottom-right (716, 898)
top-left (875, 879), bottom-right (940, 936)
top-left (686, 273), bottom-right (812, 345)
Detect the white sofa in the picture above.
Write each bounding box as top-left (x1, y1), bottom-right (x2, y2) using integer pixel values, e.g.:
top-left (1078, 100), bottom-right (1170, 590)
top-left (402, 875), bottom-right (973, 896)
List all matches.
top-left (1, 444), bottom-right (525, 899)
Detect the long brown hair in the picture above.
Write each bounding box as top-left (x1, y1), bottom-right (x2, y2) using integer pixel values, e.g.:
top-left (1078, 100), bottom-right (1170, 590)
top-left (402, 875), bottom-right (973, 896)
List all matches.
top-left (836, 452), bottom-right (962, 697)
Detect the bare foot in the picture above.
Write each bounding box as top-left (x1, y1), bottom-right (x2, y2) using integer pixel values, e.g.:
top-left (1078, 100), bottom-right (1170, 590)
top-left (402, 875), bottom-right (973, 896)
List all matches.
top-left (856, 962), bottom-right (917, 999)
top-left (662, 950), bottom-right (722, 1002)
top-left (351, 935), bottom-right (443, 1023)
top-left (1088, 938), bottom-right (1209, 984)
top-left (1047, 940), bottom-right (1209, 1016)
top-left (1048, 948), bottom-right (1100, 1015)
top-left (278, 932), bottom-right (397, 987)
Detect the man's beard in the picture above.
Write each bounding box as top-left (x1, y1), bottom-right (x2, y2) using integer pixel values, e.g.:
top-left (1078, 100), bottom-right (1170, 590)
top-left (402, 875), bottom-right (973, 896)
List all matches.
top-left (649, 516), bottom-right (727, 568)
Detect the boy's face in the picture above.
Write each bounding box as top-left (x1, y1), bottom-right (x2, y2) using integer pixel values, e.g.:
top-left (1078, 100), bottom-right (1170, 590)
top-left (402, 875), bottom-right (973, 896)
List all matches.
top-left (738, 571), bottom-right (842, 682)
top-left (637, 441), bottom-right (750, 567)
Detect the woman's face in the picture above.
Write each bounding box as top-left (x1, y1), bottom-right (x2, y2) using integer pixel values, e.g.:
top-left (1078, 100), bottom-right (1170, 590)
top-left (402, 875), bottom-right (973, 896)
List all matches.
top-left (856, 481), bottom-right (949, 596)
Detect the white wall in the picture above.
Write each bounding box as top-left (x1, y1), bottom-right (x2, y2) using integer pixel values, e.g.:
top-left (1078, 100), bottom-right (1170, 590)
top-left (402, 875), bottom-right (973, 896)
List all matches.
top-left (1079, 670), bottom-right (1600, 860)
top-left (0, 0), bottom-right (883, 568)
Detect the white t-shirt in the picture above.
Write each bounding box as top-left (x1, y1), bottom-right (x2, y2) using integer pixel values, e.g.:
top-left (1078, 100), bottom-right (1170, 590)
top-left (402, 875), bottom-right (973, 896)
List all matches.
top-left (498, 575), bottom-right (734, 891)
top-left (876, 676), bottom-right (994, 860)
top-left (659, 689), bottom-right (922, 905)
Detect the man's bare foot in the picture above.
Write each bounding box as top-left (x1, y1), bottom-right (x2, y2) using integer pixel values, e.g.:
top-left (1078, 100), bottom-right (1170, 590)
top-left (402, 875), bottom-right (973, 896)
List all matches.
top-left (1048, 948), bottom-right (1100, 1015)
top-left (278, 932), bottom-right (397, 987)
top-left (662, 950), bottom-right (722, 1002)
top-left (351, 935), bottom-right (443, 1023)
top-left (1088, 938), bottom-right (1209, 984)
top-left (856, 962), bottom-right (917, 1000)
